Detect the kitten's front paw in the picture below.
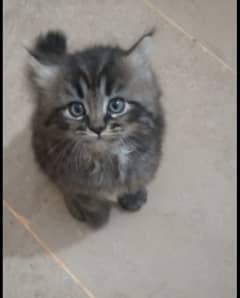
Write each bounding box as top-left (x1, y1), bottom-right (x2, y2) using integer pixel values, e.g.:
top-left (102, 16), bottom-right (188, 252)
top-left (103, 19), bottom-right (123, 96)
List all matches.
top-left (84, 202), bottom-right (111, 228)
top-left (65, 195), bottom-right (111, 228)
top-left (118, 189), bottom-right (147, 211)
top-left (64, 197), bottom-right (86, 222)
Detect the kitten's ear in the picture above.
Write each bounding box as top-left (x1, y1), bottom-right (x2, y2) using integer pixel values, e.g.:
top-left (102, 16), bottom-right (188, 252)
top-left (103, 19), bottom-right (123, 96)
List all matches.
top-left (125, 28), bottom-right (155, 69)
top-left (27, 30), bottom-right (67, 90)
top-left (28, 56), bottom-right (60, 90)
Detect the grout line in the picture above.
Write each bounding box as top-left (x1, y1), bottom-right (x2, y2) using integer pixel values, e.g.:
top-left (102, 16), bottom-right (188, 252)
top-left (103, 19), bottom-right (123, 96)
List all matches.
top-left (3, 200), bottom-right (96, 298)
top-left (143, 0), bottom-right (236, 75)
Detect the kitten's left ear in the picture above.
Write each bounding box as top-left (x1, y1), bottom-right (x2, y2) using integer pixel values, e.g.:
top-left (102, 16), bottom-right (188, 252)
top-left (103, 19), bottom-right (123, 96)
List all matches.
top-left (125, 28), bottom-right (155, 69)
top-left (27, 30), bottom-right (67, 90)
top-left (27, 55), bottom-right (60, 90)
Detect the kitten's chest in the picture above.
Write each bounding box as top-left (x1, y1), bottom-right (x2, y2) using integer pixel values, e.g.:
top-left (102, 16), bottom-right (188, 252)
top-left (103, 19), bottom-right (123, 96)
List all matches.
top-left (82, 145), bottom-right (132, 187)
top-left (112, 146), bottom-right (131, 182)
top-left (50, 141), bottom-right (135, 194)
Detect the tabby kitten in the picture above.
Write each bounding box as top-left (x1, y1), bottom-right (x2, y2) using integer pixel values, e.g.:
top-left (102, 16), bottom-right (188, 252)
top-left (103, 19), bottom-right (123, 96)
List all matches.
top-left (28, 30), bottom-right (165, 228)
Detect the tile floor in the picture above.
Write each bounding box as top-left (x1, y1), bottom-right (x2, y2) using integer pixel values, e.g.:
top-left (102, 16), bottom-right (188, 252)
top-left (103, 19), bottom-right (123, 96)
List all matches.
top-left (3, 0), bottom-right (236, 297)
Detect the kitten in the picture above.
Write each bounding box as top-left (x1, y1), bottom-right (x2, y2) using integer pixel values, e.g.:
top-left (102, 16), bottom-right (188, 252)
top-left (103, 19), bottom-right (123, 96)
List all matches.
top-left (27, 30), bottom-right (165, 228)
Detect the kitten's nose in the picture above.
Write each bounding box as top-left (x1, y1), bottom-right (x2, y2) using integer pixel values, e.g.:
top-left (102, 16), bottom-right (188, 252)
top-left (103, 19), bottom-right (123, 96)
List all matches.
top-left (89, 125), bottom-right (105, 135)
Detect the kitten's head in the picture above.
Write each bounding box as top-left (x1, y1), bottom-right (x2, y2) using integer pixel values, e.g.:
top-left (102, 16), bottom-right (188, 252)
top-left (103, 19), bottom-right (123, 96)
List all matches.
top-left (28, 30), bottom-right (163, 150)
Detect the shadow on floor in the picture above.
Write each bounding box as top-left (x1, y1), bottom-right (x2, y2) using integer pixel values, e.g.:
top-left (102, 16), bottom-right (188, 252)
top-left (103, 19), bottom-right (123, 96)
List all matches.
top-left (3, 126), bottom-right (94, 258)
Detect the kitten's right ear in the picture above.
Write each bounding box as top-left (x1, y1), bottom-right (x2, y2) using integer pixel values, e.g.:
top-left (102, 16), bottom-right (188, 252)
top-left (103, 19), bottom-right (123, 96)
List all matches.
top-left (124, 28), bottom-right (156, 74)
top-left (126, 28), bottom-right (155, 58)
top-left (27, 30), bottom-right (67, 90)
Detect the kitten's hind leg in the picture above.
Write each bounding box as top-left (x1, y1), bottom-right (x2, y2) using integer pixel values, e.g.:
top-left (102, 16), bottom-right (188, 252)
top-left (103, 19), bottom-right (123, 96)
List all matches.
top-left (118, 189), bottom-right (147, 211)
top-left (64, 194), bottom-right (111, 228)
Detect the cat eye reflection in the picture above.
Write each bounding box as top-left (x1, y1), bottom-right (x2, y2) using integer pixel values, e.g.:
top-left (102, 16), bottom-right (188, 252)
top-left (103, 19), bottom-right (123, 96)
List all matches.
top-left (108, 98), bottom-right (126, 115)
top-left (64, 102), bottom-right (85, 120)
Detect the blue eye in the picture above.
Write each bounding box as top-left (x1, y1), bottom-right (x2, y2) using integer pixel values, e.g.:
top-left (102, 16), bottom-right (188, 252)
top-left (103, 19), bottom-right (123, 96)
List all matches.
top-left (67, 102), bottom-right (85, 119)
top-left (108, 98), bottom-right (126, 114)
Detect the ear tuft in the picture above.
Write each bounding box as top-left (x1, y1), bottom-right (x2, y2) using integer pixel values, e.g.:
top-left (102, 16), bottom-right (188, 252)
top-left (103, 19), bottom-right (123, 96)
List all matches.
top-left (124, 28), bottom-right (156, 73)
top-left (125, 28), bottom-right (156, 57)
top-left (31, 30), bottom-right (67, 59)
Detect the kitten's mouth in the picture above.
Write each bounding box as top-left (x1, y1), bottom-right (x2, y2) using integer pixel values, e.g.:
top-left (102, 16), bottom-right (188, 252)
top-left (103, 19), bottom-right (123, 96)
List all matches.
top-left (89, 132), bottom-right (103, 140)
top-left (81, 132), bottom-right (106, 143)
top-left (77, 129), bottom-right (122, 143)
top-left (95, 134), bottom-right (103, 141)
top-left (87, 129), bottom-right (116, 139)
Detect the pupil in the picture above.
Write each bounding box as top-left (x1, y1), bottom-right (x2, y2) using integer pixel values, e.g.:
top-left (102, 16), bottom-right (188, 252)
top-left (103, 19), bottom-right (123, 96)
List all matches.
top-left (71, 103), bottom-right (83, 116)
top-left (113, 102), bottom-right (119, 109)
top-left (112, 100), bottom-right (122, 111)
top-left (74, 106), bottom-right (80, 113)
top-left (108, 98), bottom-right (125, 114)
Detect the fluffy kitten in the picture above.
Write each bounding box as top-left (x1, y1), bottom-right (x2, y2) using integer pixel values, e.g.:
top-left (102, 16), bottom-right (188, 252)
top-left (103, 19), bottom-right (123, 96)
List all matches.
top-left (27, 30), bottom-right (165, 227)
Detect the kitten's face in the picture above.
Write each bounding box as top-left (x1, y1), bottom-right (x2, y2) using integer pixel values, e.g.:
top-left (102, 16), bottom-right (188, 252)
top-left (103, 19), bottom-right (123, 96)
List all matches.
top-left (59, 76), bottom-right (133, 143)
top-left (29, 31), bottom-right (161, 151)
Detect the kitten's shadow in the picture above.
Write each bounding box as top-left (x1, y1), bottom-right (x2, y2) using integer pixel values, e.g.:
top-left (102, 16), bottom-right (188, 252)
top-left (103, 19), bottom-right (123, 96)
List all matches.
top-left (3, 127), bottom-right (95, 258)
